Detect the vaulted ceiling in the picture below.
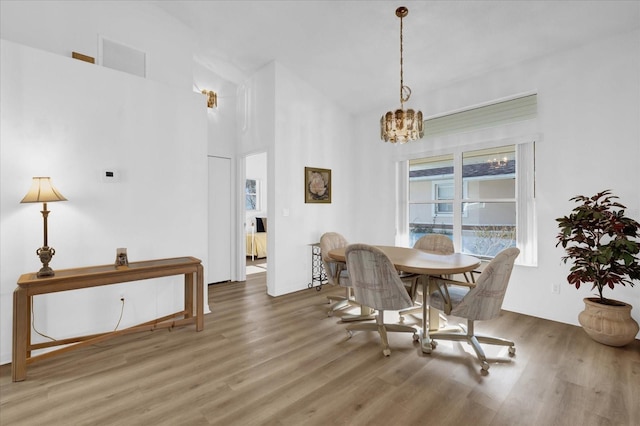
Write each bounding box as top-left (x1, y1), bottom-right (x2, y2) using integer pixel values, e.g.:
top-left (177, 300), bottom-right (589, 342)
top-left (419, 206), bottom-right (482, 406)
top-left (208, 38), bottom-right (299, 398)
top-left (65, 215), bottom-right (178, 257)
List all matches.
top-left (155, 1), bottom-right (640, 115)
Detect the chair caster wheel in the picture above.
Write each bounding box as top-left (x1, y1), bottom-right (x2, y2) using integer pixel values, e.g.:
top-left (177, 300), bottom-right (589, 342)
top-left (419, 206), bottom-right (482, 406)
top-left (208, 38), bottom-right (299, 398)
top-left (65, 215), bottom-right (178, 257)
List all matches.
top-left (383, 348), bottom-right (391, 356)
top-left (481, 362), bottom-right (490, 372)
top-left (346, 330), bottom-right (353, 339)
top-left (412, 333), bottom-right (419, 342)
top-left (398, 316), bottom-right (405, 323)
top-left (508, 346), bottom-right (516, 356)
top-left (422, 340), bottom-right (435, 354)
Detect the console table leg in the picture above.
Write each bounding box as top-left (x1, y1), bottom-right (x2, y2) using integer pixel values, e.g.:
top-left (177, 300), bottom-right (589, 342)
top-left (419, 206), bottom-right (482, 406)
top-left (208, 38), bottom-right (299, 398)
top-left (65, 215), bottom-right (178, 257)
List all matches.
top-left (12, 288), bottom-right (28, 382)
top-left (184, 272), bottom-right (194, 320)
top-left (196, 264), bottom-right (204, 331)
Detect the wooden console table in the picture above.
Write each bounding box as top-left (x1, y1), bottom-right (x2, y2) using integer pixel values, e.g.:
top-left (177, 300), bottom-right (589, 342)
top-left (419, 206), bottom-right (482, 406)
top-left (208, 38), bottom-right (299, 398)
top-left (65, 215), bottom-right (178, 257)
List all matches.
top-left (12, 256), bottom-right (204, 381)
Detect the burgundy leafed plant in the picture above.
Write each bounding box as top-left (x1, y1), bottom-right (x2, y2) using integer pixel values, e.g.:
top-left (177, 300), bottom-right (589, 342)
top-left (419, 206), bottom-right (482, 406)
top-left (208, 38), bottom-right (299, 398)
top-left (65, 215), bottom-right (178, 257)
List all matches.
top-left (556, 190), bottom-right (640, 305)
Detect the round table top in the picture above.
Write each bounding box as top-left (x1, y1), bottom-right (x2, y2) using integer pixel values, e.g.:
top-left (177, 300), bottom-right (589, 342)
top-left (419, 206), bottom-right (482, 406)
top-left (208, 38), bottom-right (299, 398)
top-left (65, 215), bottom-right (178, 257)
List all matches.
top-left (328, 245), bottom-right (481, 275)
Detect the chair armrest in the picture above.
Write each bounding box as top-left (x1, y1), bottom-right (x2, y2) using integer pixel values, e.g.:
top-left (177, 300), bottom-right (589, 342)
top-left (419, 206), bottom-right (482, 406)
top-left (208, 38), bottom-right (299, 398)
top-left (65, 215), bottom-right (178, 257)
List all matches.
top-left (429, 277), bottom-right (475, 314)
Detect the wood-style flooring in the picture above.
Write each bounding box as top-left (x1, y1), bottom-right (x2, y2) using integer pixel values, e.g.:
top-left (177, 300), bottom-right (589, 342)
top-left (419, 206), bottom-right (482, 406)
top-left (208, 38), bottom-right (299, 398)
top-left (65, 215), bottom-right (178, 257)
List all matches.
top-left (1, 271), bottom-right (639, 425)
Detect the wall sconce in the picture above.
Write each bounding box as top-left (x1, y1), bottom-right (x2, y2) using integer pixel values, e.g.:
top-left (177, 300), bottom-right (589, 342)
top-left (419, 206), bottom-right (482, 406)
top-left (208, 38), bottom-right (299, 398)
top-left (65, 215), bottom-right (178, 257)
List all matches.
top-left (202, 90), bottom-right (217, 108)
top-left (20, 177), bottom-right (68, 277)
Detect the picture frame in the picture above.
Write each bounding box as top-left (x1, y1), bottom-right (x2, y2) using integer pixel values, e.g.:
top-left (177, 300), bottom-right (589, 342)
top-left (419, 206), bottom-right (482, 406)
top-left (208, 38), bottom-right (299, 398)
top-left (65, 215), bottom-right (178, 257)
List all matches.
top-left (305, 167), bottom-right (331, 203)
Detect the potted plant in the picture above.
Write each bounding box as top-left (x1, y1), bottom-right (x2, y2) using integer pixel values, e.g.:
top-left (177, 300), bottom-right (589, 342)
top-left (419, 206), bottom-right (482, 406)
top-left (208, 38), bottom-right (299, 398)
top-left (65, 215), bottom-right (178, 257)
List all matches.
top-left (556, 190), bottom-right (640, 346)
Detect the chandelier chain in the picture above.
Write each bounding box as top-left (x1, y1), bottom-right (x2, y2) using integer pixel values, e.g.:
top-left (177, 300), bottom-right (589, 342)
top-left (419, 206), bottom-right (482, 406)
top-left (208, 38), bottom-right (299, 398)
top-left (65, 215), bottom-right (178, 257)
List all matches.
top-left (400, 13), bottom-right (404, 106)
top-left (399, 11), bottom-right (412, 106)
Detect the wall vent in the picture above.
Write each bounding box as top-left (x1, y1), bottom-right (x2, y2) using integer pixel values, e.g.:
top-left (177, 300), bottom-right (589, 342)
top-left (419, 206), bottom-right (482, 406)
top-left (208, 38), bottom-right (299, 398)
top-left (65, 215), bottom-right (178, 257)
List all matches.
top-left (99, 36), bottom-right (147, 78)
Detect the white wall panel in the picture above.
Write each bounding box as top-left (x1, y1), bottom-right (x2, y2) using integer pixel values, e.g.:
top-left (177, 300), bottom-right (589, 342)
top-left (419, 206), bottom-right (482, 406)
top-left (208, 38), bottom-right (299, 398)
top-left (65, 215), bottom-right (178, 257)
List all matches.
top-left (0, 40), bottom-right (208, 364)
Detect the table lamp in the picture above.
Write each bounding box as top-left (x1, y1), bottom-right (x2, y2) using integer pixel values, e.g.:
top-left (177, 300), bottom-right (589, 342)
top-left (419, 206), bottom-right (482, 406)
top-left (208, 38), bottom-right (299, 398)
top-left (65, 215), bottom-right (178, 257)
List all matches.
top-left (20, 177), bottom-right (68, 277)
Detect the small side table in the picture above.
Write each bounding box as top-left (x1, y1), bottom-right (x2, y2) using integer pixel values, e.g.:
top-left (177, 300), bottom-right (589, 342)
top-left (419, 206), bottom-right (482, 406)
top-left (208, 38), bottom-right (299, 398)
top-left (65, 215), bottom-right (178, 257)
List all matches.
top-left (307, 243), bottom-right (326, 291)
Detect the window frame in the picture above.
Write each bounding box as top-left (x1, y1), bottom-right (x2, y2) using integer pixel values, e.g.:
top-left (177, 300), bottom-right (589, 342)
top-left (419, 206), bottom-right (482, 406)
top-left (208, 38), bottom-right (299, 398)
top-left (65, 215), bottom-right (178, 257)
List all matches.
top-left (401, 138), bottom-right (537, 266)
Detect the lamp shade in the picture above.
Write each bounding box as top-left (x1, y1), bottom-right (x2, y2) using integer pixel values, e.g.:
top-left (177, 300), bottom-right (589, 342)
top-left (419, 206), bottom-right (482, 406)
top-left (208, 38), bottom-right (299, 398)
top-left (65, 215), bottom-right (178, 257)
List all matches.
top-left (20, 177), bottom-right (67, 203)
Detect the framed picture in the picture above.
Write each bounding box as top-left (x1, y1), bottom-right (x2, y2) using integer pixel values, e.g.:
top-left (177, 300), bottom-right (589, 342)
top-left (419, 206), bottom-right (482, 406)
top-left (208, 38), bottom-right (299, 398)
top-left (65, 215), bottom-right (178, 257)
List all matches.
top-left (305, 167), bottom-right (331, 203)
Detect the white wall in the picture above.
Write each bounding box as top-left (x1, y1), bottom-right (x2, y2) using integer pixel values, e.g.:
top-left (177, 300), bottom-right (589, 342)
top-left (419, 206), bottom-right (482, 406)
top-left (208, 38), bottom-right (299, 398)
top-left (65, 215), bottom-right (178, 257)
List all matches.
top-left (194, 59), bottom-right (240, 281)
top-left (0, 40), bottom-right (208, 364)
top-left (236, 64), bottom-right (276, 280)
top-left (194, 61), bottom-right (238, 159)
top-left (238, 62), bottom-right (357, 296)
top-left (352, 29), bottom-right (640, 336)
top-left (270, 63), bottom-right (358, 295)
top-left (0, 0), bottom-right (195, 90)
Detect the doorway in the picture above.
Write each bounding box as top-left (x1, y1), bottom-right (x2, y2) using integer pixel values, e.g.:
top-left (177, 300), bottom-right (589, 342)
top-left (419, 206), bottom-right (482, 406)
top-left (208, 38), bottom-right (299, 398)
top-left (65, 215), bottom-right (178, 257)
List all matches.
top-left (244, 152), bottom-right (267, 276)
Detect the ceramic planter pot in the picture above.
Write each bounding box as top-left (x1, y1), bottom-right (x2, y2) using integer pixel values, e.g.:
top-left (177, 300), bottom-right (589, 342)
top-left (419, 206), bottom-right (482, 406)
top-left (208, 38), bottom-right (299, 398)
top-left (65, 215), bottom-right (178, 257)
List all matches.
top-left (578, 297), bottom-right (639, 347)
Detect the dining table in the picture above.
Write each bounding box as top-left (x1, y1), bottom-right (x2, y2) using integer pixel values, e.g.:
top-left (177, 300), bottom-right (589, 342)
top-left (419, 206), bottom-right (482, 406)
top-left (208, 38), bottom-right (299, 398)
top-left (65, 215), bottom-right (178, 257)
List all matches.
top-left (328, 245), bottom-right (481, 353)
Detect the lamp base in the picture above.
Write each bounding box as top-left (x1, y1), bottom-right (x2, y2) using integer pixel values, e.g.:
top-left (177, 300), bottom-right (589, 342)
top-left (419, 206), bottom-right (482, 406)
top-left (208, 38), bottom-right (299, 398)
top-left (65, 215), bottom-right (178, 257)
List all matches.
top-left (36, 246), bottom-right (56, 278)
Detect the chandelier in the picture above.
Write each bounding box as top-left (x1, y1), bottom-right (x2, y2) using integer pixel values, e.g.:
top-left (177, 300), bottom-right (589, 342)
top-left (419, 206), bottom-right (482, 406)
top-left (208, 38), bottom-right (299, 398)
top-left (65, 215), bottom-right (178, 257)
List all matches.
top-left (380, 6), bottom-right (424, 143)
top-left (487, 156), bottom-right (509, 170)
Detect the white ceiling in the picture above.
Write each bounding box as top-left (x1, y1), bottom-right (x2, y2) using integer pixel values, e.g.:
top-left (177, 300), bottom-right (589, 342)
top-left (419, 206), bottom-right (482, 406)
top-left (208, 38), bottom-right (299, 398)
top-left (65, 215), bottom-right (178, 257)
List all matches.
top-left (155, 1), bottom-right (640, 115)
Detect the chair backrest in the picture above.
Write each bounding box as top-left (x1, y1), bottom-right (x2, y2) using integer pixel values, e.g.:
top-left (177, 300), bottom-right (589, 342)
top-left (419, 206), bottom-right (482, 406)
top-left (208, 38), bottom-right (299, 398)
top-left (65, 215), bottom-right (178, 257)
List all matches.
top-left (451, 247), bottom-right (520, 321)
top-left (345, 244), bottom-right (413, 311)
top-left (413, 234), bottom-right (454, 254)
top-left (320, 232), bottom-right (349, 286)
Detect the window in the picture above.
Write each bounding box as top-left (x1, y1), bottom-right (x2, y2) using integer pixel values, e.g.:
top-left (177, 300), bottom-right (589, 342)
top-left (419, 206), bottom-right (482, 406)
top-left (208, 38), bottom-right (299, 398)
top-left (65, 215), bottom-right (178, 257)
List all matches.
top-left (433, 182), bottom-right (454, 215)
top-left (245, 179), bottom-right (259, 211)
top-left (408, 143), bottom-right (536, 264)
top-left (432, 180), bottom-right (469, 216)
top-left (461, 146), bottom-right (516, 258)
top-left (408, 154), bottom-right (454, 243)
top-left (401, 94), bottom-right (538, 265)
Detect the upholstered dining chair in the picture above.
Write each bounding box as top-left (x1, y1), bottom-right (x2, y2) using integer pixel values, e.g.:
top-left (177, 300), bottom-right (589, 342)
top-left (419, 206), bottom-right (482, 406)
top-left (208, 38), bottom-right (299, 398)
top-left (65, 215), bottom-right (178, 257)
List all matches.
top-left (414, 233), bottom-right (455, 253)
top-left (345, 244), bottom-right (420, 356)
top-left (406, 234), bottom-right (455, 296)
top-left (424, 247), bottom-right (520, 372)
top-left (398, 234), bottom-right (455, 323)
top-left (320, 233), bottom-right (374, 321)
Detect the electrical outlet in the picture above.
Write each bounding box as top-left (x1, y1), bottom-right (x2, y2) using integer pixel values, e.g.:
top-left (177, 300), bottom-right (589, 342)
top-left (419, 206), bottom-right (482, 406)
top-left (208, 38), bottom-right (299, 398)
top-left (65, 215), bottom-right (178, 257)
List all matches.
top-left (551, 283), bottom-right (560, 294)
